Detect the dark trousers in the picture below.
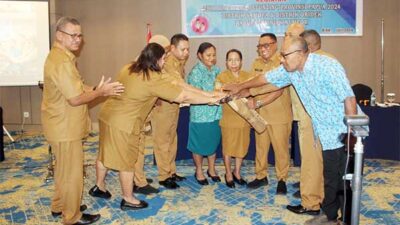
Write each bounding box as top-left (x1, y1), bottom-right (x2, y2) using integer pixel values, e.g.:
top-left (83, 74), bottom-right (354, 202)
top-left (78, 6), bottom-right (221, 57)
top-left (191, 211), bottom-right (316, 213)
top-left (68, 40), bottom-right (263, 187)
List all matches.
top-left (322, 146), bottom-right (352, 224)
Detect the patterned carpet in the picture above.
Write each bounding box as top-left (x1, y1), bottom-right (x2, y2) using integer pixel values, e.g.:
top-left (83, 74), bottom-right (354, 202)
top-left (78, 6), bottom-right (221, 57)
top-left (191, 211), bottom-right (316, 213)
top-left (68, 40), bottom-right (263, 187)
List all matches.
top-left (0, 131), bottom-right (399, 225)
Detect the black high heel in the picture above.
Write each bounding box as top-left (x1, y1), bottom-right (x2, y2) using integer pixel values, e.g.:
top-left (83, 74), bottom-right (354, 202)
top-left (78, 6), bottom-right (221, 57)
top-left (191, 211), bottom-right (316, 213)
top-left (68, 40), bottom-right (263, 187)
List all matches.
top-left (224, 174), bottom-right (235, 188)
top-left (232, 172), bottom-right (247, 185)
top-left (207, 170), bottom-right (221, 182)
top-left (194, 173), bottom-right (209, 185)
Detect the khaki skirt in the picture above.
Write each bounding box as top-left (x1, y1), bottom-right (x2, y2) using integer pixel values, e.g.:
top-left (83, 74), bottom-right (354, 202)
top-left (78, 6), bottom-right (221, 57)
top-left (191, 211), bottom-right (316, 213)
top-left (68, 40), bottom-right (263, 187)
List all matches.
top-left (98, 120), bottom-right (140, 172)
top-left (221, 127), bottom-right (250, 158)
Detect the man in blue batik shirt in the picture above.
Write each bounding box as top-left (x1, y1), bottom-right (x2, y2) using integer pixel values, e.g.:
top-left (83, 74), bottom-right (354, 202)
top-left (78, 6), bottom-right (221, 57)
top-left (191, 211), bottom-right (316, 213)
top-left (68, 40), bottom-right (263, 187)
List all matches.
top-left (225, 36), bottom-right (357, 225)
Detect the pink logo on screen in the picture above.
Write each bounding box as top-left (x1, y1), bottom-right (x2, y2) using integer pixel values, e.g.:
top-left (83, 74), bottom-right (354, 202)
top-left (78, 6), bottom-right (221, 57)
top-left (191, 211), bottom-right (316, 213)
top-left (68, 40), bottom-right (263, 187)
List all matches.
top-left (191, 16), bottom-right (209, 34)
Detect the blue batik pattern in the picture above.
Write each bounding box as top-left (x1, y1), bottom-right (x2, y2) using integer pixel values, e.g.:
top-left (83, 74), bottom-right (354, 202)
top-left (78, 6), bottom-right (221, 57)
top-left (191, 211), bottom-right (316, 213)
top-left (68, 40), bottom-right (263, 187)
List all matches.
top-left (266, 53), bottom-right (355, 150)
top-left (187, 61), bottom-right (222, 123)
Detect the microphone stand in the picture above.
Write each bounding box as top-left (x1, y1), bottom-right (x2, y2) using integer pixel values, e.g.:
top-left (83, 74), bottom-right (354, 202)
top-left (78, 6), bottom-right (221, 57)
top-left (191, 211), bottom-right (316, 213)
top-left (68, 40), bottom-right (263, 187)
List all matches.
top-left (344, 115), bottom-right (369, 225)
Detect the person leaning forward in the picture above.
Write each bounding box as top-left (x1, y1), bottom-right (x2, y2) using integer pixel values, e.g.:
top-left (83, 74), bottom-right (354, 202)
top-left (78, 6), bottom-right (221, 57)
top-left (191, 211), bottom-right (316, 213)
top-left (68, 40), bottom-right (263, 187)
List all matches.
top-left (89, 34), bottom-right (172, 198)
top-left (224, 36), bottom-right (358, 225)
top-left (93, 43), bottom-right (226, 211)
top-left (41, 17), bottom-right (124, 225)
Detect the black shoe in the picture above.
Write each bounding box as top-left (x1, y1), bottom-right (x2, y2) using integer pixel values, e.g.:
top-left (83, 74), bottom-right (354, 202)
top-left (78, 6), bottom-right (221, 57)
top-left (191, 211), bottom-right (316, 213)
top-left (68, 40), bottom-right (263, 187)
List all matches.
top-left (292, 182), bottom-right (300, 188)
top-left (133, 184), bottom-right (159, 195)
top-left (232, 172), bottom-right (247, 185)
top-left (247, 177), bottom-right (268, 189)
top-left (171, 173), bottom-right (186, 182)
top-left (224, 174), bottom-right (235, 188)
top-left (120, 199), bottom-right (148, 211)
top-left (276, 180), bottom-right (287, 194)
top-left (159, 177), bottom-right (179, 189)
top-left (194, 173), bottom-right (209, 185)
top-left (146, 178), bottom-right (153, 184)
top-left (207, 170), bottom-right (221, 182)
top-left (52, 205), bottom-right (88, 217)
top-left (293, 190), bottom-right (301, 198)
top-left (286, 204), bottom-right (320, 215)
top-left (88, 185), bottom-right (112, 199)
top-left (73, 213), bottom-right (101, 225)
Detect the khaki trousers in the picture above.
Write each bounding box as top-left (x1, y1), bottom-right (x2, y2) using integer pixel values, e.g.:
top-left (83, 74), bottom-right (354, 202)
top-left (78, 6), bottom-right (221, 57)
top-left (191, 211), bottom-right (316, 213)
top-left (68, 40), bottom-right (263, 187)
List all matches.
top-left (298, 114), bottom-right (324, 210)
top-left (133, 132), bottom-right (148, 187)
top-left (254, 123), bottom-right (291, 181)
top-left (49, 140), bottom-right (83, 225)
top-left (151, 103), bottom-right (179, 181)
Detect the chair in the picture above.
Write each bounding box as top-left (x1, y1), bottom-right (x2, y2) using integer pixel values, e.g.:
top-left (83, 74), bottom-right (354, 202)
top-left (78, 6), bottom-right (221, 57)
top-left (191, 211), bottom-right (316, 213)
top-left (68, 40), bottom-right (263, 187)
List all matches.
top-left (352, 84), bottom-right (372, 103)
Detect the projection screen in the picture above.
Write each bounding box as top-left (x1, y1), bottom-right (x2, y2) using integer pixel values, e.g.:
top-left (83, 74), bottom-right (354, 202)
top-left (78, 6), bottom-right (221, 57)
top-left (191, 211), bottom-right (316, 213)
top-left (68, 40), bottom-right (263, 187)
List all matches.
top-left (0, 0), bottom-right (50, 86)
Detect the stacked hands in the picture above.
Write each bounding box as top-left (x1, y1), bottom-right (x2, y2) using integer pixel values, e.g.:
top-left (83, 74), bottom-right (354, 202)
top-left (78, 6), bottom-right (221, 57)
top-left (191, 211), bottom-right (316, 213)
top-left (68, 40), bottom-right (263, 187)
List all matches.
top-left (95, 76), bottom-right (125, 96)
top-left (220, 83), bottom-right (258, 109)
top-left (207, 91), bottom-right (230, 105)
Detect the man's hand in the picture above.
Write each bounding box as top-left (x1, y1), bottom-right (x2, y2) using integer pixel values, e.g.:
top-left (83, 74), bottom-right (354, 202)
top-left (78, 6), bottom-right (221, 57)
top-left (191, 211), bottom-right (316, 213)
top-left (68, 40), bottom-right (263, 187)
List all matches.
top-left (222, 83), bottom-right (242, 95)
top-left (96, 76), bottom-right (125, 96)
top-left (237, 88), bottom-right (251, 98)
top-left (208, 92), bottom-right (228, 105)
top-left (247, 98), bottom-right (257, 109)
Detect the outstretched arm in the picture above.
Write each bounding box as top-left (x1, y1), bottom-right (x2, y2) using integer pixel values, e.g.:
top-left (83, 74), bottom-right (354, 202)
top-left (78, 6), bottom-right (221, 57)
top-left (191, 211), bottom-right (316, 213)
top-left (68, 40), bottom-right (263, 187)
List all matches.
top-left (68, 76), bottom-right (125, 106)
top-left (223, 74), bottom-right (267, 95)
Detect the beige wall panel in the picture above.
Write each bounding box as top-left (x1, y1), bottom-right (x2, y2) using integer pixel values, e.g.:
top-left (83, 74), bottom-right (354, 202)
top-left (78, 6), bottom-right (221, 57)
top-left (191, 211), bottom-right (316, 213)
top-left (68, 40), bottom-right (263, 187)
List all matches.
top-left (0, 87), bottom-right (22, 124)
top-left (30, 87), bottom-right (43, 124)
top-left (1, 0), bottom-right (399, 129)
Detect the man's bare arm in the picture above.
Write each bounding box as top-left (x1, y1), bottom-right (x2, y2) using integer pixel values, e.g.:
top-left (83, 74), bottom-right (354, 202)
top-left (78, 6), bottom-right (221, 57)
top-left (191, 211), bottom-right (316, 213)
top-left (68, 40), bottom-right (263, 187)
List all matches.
top-left (223, 74), bottom-right (267, 95)
top-left (344, 96), bottom-right (357, 115)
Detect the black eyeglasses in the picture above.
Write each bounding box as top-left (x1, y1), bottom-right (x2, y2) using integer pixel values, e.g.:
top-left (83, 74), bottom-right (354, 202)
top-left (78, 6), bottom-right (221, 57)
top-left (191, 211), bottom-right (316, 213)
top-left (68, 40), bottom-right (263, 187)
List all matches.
top-left (280, 50), bottom-right (302, 59)
top-left (257, 42), bottom-right (276, 49)
top-left (58, 30), bottom-right (83, 39)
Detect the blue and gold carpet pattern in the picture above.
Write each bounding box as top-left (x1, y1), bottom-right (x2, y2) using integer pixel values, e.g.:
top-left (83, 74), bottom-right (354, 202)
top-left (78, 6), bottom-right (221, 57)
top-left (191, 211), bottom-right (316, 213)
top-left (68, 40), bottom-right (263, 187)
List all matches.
top-left (1, 132), bottom-right (399, 225)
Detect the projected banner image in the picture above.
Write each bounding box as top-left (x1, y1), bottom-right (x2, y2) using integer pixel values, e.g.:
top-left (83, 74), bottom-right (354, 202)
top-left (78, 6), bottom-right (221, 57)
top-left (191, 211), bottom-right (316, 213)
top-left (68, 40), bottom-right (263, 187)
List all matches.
top-left (0, 0), bottom-right (49, 86)
top-left (182, 0), bottom-right (363, 37)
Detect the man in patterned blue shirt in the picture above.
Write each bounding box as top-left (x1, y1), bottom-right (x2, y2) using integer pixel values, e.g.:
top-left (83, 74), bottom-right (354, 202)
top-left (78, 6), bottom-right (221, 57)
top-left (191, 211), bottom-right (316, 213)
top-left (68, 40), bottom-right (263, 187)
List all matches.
top-left (225, 36), bottom-right (357, 225)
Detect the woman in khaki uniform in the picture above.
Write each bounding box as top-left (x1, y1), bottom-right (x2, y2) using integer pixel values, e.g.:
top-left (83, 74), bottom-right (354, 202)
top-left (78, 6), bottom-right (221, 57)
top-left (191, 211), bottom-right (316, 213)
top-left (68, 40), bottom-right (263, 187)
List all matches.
top-left (216, 49), bottom-right (253, 188)
top-left (95, 43), bottom-right (225, 210)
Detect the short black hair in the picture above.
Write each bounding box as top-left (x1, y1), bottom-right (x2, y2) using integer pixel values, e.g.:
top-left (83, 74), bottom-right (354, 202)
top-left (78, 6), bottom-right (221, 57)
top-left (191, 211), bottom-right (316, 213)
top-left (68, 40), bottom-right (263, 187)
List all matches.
top-left (260, 33), bottom-right (277, 42)
top-left (170, 33), bottom-right (189, 46)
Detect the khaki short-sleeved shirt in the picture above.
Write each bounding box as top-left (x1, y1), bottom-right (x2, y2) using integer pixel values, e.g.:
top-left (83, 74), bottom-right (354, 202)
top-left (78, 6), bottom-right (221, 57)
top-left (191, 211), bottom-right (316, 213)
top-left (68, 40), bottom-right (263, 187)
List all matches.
top-left (216, 70), bottom-right (253, 128)
top-left (41, 43), bottom-right (90, 142)
top-left (158, 54), bottom-right (185, 109)
top-left (250, 52), bottom-right (292, 124)
top-left (98, 64), bottom-right (182, 134)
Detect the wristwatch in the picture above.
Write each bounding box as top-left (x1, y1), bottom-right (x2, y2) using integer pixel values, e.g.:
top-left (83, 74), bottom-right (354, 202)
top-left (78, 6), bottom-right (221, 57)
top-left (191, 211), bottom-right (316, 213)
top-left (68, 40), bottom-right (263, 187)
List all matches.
top-left (255, 100), bottom-right (263, 109)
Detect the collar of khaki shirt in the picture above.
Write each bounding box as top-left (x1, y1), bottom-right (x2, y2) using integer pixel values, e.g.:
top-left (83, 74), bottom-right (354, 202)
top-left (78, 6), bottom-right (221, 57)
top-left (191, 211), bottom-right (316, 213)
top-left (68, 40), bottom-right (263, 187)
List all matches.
top-left (165, 54), bottom-right (186, 78)
top-left (257, 51), bottom-right (281, 64)
top-left (52, 42), bottom-right (77, 62)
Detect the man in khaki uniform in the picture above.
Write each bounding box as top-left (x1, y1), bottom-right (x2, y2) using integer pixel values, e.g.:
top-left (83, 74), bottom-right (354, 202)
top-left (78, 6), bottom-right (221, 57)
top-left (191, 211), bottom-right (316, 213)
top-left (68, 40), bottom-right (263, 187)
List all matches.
top-left (246, 33), bottom-right (293, 195)
top-left (152, 34), bottom-right (190, 189)
top-left (42, 17), bottom-right (123, 225)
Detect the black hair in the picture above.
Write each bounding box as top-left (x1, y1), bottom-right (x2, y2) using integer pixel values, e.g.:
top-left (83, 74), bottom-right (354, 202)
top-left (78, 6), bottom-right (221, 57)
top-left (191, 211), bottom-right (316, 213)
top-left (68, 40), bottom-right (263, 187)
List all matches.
top-left (260, 33), bottom-right (277, 42)
top-left (225, 49), bottom-right (242, 61)
top-left (197, 42), bottom-right (216, 55)
top-left (170, 33), bottom-right (189, 46)
top-left (129, 43), bottom-right (165, 80)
